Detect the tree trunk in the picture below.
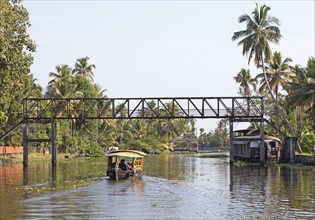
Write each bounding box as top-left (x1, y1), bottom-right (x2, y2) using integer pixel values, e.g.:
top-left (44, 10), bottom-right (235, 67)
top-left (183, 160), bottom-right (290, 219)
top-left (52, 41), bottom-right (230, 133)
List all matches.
top-left (261, 54), bottom-right (302, 153)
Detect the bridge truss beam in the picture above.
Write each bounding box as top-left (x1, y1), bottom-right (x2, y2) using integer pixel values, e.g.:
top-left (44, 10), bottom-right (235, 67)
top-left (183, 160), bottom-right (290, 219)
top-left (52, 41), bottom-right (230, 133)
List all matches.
top-left (19, 96), bottom-right (265, 165)
top-left (23, 97), bottom-right (264, 121)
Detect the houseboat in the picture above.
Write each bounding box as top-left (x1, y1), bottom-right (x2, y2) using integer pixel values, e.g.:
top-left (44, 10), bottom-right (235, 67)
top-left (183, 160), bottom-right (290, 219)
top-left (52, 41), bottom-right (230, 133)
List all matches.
top-left (233, 129), bottom-right (282, 162)
top-left (106, 150), bottom-right (146, 180)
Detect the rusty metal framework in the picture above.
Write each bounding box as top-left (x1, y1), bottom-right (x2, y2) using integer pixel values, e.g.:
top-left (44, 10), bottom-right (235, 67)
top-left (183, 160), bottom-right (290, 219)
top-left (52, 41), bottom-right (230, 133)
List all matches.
top-left (23, 97), bottom-right (264, 121)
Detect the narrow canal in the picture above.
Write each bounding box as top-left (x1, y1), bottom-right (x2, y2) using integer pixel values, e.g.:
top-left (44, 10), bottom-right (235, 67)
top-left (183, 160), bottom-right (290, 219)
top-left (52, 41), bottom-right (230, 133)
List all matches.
top-left (0, 154), bottom-right (314, 219)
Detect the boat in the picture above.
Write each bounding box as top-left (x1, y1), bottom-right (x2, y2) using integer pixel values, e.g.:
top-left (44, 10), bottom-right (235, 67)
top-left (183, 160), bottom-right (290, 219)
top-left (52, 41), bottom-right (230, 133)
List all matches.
top-left (233, 129), bottom-right (282, 162)
top-left (106, 150), bottom-right (146, 180)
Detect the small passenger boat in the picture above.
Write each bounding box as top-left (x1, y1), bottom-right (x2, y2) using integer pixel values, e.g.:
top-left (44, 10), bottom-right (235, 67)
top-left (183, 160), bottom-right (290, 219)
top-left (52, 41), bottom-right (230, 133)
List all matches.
top-left (106, 150), bottom-right (146, 180)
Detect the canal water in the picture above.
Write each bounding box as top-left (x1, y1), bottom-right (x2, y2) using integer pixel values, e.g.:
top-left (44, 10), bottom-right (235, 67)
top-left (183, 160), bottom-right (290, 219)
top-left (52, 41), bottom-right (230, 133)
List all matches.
top-left (0, 154), bottom-right (314, 219)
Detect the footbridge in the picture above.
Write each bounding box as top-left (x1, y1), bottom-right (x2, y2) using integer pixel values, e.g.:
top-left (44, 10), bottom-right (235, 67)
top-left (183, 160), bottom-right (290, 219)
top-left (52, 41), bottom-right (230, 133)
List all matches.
top-left (1, 96), bottom-right (266, 165)
top-left (21, 97), bottom-right (263, 120)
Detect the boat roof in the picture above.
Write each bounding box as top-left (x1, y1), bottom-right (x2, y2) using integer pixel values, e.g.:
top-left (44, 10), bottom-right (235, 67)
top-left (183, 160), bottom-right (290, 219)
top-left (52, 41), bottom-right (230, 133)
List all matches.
top-left (106, 150), bottom-right (146, 158)
top-left (234, 135), bottom-right (282, 143)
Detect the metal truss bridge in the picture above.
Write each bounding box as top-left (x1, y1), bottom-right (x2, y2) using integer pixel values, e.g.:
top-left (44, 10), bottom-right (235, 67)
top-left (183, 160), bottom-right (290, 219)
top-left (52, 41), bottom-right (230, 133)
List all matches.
top-left (22, 96), bottom-right (264, 121)
top-left (1, 96), bottom-right (266, 166)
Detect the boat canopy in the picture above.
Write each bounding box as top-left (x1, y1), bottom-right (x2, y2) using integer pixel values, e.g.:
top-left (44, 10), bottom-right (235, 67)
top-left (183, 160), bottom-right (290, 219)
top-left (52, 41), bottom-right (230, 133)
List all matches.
top-left (234, 135), bottom-right (282, 143)
top-left (106, 150), bottom-right (146, 158)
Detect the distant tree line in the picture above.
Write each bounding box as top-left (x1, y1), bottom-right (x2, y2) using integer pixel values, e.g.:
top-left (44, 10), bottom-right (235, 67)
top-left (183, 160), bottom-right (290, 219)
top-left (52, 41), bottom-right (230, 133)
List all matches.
top-left (0, 0), bottom-right (231, 156)
top-left (1, 1), bottom-right (313, 155)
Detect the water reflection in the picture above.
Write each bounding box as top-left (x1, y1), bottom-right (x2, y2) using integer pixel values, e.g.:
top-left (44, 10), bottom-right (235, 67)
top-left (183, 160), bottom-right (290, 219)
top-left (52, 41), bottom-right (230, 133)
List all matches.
top-left (144, 154), bottom-right (197, 180)
top-left (0, 155), bottom-right (314, 219)
top-left (23, 167), bottom-right (28, 186)
top-left (229, 165), bottom-right (315, 219)
top-left (52, 165), bottom-right (57, 186)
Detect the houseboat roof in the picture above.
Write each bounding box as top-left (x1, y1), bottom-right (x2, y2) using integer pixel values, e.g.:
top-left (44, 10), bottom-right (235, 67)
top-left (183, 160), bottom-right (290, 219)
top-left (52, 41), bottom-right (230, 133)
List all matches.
top-left (106, 150), bottom-right (146, 158)
top-left (234, 135), bottom-right (282, 143)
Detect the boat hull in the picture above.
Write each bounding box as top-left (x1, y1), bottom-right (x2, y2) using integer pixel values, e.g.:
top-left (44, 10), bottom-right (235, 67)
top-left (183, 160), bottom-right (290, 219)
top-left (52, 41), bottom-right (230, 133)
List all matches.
top-left (107, 169), bottom-right (142, 180)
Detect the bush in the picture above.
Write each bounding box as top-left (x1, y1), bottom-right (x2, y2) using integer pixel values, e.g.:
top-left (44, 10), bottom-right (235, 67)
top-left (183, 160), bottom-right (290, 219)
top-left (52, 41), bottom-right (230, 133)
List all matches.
top-left (299, 130), bottom-right (315, 153)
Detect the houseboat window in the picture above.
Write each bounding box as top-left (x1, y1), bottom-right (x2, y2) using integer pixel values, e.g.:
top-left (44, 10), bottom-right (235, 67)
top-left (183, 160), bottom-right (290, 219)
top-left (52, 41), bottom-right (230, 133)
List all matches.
top-left (250, 141), bottom-right (259, 148)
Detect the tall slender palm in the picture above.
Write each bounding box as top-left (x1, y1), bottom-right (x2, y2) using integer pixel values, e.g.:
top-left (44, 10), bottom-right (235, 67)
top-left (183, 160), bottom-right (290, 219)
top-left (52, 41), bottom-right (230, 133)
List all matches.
top-left (234, 68), bottom-right (257, 97)
top-left (256, 51), bottom-right (294, 101)
top-left (256, 51), bottom-right (294, 128)
top-left (73, 56), bottom-right (95, 82)
top-left (232, 3), bottom-right (297, 142)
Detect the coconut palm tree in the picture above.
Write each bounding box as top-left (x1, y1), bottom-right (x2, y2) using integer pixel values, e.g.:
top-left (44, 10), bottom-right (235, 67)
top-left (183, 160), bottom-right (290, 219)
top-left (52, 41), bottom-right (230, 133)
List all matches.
top-left (73, 56), bottom-right (95, 82)
top-left (130, 119), bottom-right (148, 140)
top-left (23, 74), bottom-right (43, 98)
top-left (48, 64), bottom-right (73, 85)
top-left (234, 68), bottom-right (257, 97)
top-left (232, 3), bottom-right (297, 141)
top-left (256, 51), bottom-right (294, 101)
top-left (47, 64), bottom-right (83, 136)
top-left (287, 57), bottom-right (315, 115)
top-left (256, 51), bottom-right (295, 128)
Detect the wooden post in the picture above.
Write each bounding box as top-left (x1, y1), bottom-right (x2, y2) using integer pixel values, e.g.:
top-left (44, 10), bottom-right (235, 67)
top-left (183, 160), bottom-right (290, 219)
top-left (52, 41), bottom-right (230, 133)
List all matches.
top-left (115, 156), bottom-right (119, 180)
top-left (288, 137), bottom-right (297, 163)
top-left (52, 165), bottom-right (57, 184)
top-left (229, 120), bottom-right (234, 163)
top-left (23, 122), bottom-right (29, 167)
top-left (51, 120), bottom-right (57, 166)
top-left (23, 166), bottom-right (28, 186)
top-left (260, 119), bottom-right (265, 164)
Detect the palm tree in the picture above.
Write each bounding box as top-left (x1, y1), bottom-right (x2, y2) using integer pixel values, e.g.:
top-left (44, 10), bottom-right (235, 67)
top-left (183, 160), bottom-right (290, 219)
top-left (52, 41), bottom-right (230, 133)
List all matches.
top-left (130, 119), bottom-right (148, 140)
top-left (232, 3), bottom-right (297, 141)
top-left (256, 51), bottom-right (295, 128)
top-left (73, 56), bottom-right (95, 82)
top-left (97, 119), bottom-right (117, 147)
top-left (287, 57), bottom-right (315, 116)
top-left (48, 64), bottom-right (73, 85)
top-left (256, 51), bottom-right (294, 101)
top-left (234, 68), bottom-right (257, 96)
top-left (47, 64), bottom-right (83, 136)
top-left (116, 119), bottom-right (133, 148)
top-left (23, 74), bottom-right (43, 99)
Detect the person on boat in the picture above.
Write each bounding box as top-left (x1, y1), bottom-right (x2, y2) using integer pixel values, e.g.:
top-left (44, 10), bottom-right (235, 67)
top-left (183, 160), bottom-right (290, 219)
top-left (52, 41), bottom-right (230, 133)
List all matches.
top-left (127, 162), bottom-right (136, 176)
top-left (119, 159), bottom-right (127, 171)
top-left (127, 162), bottom-right (133, 170)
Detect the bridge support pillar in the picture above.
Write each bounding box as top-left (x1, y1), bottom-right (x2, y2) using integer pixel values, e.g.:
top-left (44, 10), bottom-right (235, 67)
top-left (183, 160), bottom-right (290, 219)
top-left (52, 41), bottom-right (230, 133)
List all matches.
top-left (229, 120), bottom-right (234, 163)
top-left (51, 120), bottom-right (57, 166)
top-left (259, 119), bottom-right (265, 164)
top-left (23, 122), bottom-right (29, 167)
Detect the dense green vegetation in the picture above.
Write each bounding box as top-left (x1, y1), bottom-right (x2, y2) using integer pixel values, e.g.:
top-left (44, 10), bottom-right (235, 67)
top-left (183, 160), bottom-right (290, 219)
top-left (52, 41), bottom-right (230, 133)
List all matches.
top-left (0, 1), bottom-right (313, 155)
top-left (232, 3), bottom-right (315, 153)
top-left (0, 0), bottom-right (38, 144)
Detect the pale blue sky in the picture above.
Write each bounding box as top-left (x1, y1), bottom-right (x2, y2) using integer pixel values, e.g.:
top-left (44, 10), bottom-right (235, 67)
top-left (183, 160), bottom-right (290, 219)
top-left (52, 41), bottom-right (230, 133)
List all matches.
top-left (24, 0), bottom-right (314, 131)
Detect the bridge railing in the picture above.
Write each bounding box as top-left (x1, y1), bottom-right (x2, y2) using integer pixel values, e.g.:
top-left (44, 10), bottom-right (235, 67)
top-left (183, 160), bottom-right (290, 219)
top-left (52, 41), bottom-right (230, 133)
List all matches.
top-left (22, 97), bottom-right (264, 120)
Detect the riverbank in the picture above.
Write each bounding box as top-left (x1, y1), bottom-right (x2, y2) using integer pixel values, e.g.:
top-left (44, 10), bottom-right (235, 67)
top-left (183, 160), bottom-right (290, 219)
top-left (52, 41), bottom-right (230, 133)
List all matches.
top-left (1, 152), bottom-right (314, 166)
top-left (0, 153), bottom-right (76, 166)
top-left (295, 155), bottom-right (315, 165)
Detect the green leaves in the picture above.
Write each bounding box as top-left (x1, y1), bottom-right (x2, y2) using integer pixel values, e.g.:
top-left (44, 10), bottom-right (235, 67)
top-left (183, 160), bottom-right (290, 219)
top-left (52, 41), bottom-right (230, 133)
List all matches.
top-left (232, 3), bottom-right (282, 66)
top-left (287, 57), bottom-right (315, 113)
top-left (0, 0), bottom-right (40, 144)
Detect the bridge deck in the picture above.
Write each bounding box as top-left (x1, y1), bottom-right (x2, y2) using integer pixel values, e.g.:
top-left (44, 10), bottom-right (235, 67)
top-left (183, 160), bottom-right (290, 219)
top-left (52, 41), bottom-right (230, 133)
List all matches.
top-left (22, 97), bottom-right (264, 121)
